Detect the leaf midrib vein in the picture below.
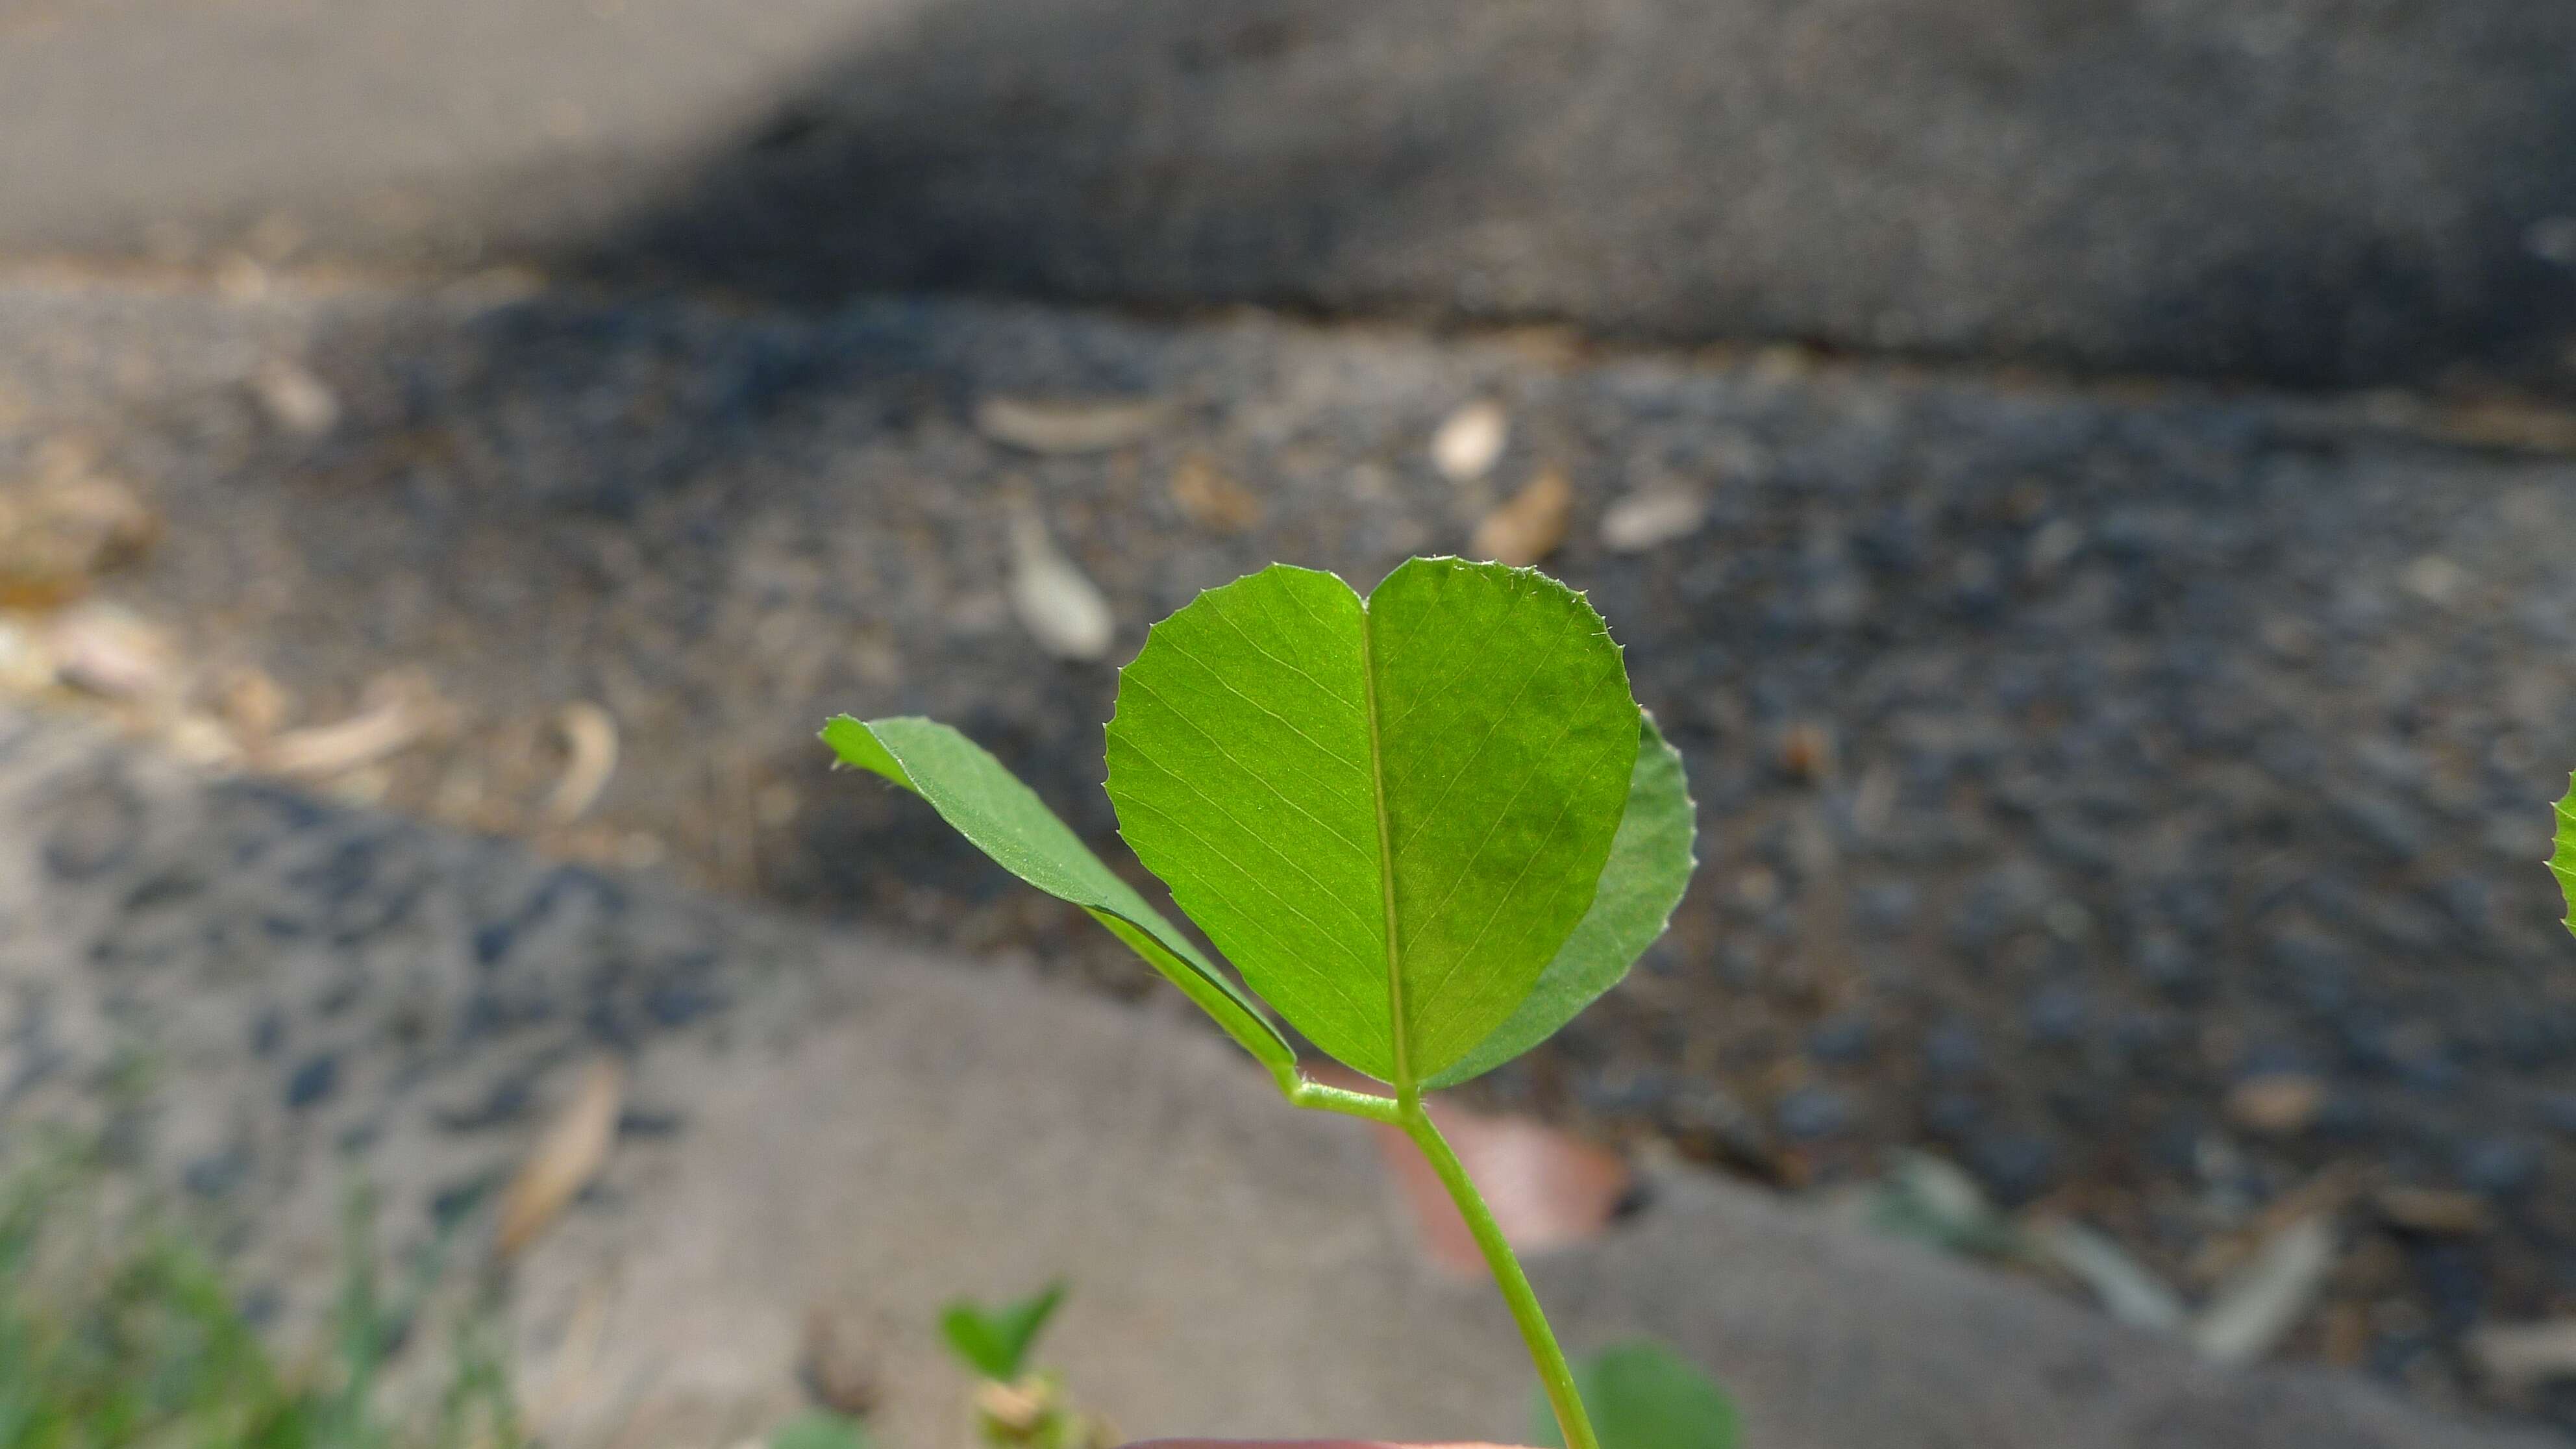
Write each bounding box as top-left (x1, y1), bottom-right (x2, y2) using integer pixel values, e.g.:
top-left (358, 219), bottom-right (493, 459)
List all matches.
top-left (1359, 597), bottom-right (1411, 1091)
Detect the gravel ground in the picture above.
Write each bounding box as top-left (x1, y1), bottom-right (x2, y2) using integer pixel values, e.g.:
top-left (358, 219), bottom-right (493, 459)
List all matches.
top-left (8, 265), bottom-right (2576, 1428)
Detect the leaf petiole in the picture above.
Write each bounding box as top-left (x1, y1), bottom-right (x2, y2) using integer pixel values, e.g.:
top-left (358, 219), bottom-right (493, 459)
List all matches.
top-left (1282, 1076), bottom-right (1404, 1123)
top-left (1282, 1077), bottom-right (1602, 1449)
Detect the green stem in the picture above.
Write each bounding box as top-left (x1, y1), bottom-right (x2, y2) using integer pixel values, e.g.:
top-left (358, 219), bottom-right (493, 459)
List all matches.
top-left (1284, 1078), bottom-right (1404, 1123)
top-left (1399, 1102), bottom-right (1600, 1449)
top-left (1285, 1076), bottom-right (1599, 1449)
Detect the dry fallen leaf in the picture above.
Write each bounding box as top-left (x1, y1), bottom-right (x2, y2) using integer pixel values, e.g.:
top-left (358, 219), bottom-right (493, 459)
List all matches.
top-left (1431, 400), bottom-right (1509, 483)
top-left (2225, 1072), bottom-right (2327, 1136)
top-left (2190, 1212), bottom-right (2336, 1364)
top-left (1468, 467), bottom-right (1572, 567)
top-left (2189, 1163), bottom-right (2360, 1285)
top-left (252, 359), bottom-right (341, 438)
top-left (974, 396), bottom-right (1161, 455)
top-left (0, 619), bottom-right (49, 695)
top-left (163, 712), bottom-right (247, 773)
top-left (1168, 454), bottom-right (1263, 532)
top-left (258, 671), bottom-right (445, 778)
top-left (216, 666), bottom-right (293, 741)
top-left (2374, 1184), bottom-right (2489, 1236)
top-left (0, 440), bottom-right (159, 608)
top-left (545, 702), bottom-right (620, 824)
top-left (496, 1057), bottom-right (625, 1257)
top-left (44, 603), bottom-right (175, 701)
top-left (2026, 1218), bottom-right (2186, 1332)
top-left (1598, 489), bottom-right (1706, 553)
top-left (2429, 400), bottom-right (2576, 456)
top-left (1006, 511), bottom-right (1115, 662)
top-left (525, 1277), bottom-right (611, 1439)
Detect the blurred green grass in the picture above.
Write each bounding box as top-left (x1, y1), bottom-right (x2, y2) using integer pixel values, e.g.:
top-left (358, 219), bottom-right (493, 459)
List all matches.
top-left (0, 1145), bottom-right (517, 1449)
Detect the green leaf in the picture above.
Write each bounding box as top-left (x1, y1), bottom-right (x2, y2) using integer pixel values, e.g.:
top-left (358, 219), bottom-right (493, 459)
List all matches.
top-left (988, 1280), bottom-right (1067, 1378)
top-left (1531, 1341), bottom-right (1741, 1449)
top-left (938, 1281), bottom-right (1067, 1382)
top-left (2554, 772), bottom-right (2576, 941)
top-left (939, 1304), bottom-right (1013, 1381)
top-left (772, 1410), bottom-right (873, 1449)
top-left (821, 717), bottom-right (1295, 1078)
top-left (1430, 712), bottom-right (1695, 1087)
top-left (1105, 558), bottom-right (1639, 1087)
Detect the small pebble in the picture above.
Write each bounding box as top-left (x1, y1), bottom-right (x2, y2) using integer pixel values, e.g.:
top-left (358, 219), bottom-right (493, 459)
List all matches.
top-left (1600, 489), bottom-right (1706, 552)
top-left (2460, 1137), bottom-right (2542, 1198)
top-left (2025, 984), bottom-right (2090, 1044)
top-left (2226, 1073), bottom-right (2329, 1137)
top-left (1775, 1085), bottom-right (1853, 1141)
top-left (1430, 400), bottom-right (1509, 482)
top-left (1807, 1012), bottom-right (1876, 1063)
top-left (1850, 881), bottom-right (1918, 935)
top-left (2536, 1093), bottom-right (2576, 1138)
top-left (252, 359), bottom-right (341, 438)
top-left (284, 1054), bottom-right (339, 1110)
top-left (1005, 510), bottom-right (1115, 662)
top-left (1965, 1130), bottom-right (2060, 1206)
top-left (1923, 1021), bottom-right (1983, 1077)
top-left (182, 1149), bottom-right (249, 1198)
top-left (2129, 930), bottom-right (2201, 998)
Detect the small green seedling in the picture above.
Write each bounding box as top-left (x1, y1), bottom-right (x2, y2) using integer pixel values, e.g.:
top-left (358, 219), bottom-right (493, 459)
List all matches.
top-left (938, 1282), bottom-right (1106, 1449)
top-left (769, 1411), bottom-right (872, 1449)
top-left (1531, 1342), bottom-right (1740, 1449)
top-left (940, 1281), bottom-right (1067, 1384)
top-left (825, 558), bottom-right (1700, 1449)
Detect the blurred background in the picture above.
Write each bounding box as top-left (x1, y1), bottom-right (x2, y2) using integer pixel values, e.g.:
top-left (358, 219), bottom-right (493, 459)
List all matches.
top-left (5, 0), bottom-right (2576, 1445)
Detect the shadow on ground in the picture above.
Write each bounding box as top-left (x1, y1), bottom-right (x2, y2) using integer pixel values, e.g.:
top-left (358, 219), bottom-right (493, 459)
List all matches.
top-left (571, 0), bottom-right (2576, 388)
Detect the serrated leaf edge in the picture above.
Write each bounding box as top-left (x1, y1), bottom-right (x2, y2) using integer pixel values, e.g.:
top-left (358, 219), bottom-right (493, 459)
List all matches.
top-left (2552, 771), bottom-right (2576, 941)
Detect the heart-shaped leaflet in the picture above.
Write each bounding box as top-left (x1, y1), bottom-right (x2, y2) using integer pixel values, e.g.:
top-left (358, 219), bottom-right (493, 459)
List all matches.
top-left (1104, 558), bottom-right (1648, 1087)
